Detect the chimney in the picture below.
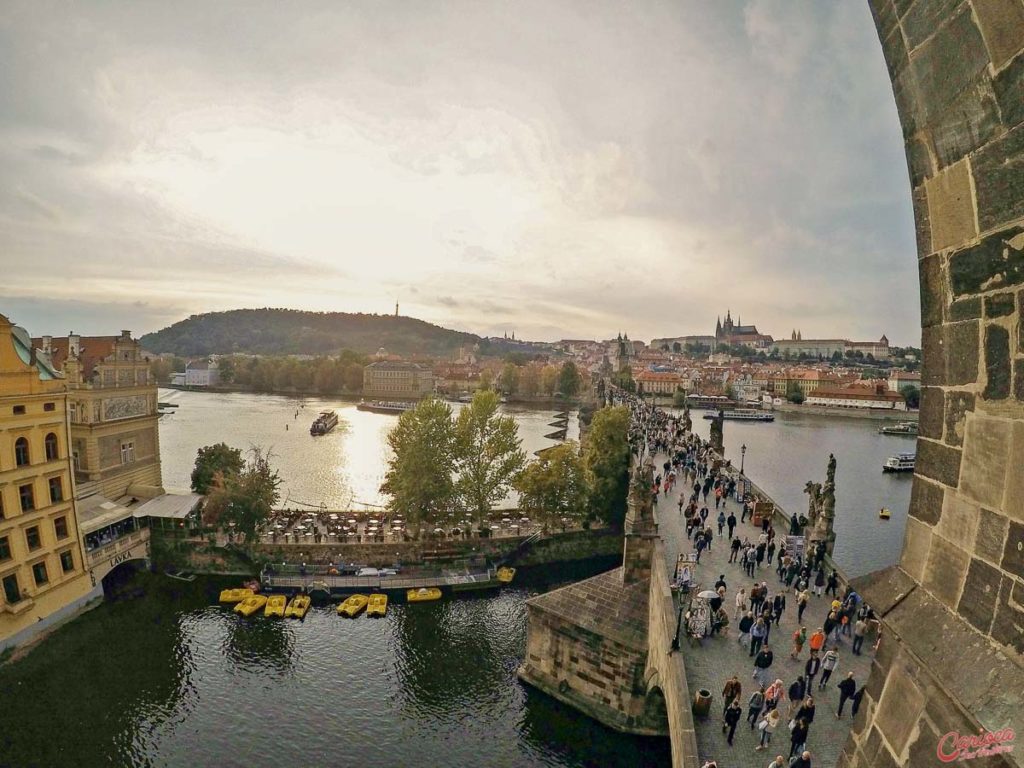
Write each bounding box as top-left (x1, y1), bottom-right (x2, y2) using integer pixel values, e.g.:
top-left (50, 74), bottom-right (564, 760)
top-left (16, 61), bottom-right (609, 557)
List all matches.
top-left (41, 335), bottom-right (52, 354)
top-left (68, 332), bottom-right (81, 358)
top-left (121, 330), bottom-right (131, 339)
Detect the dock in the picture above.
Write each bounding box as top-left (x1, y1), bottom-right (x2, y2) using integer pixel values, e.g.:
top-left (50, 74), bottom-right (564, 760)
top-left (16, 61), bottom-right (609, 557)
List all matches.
top-left (260, 565), bottom-right (504, 596)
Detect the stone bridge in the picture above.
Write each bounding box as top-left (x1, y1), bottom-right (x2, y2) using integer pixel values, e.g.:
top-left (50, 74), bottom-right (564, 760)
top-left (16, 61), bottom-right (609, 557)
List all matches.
top-left (85, 526), bottom-right (150, 586)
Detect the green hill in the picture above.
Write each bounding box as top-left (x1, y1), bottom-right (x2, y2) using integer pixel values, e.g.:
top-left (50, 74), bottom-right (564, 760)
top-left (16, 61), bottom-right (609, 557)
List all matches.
top-left (139, 309), bottom-right (481, 357)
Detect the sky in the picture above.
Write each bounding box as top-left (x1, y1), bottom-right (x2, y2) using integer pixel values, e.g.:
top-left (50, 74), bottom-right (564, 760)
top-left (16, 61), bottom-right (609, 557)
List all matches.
top-left (0, 1), bottom-right (920, 346)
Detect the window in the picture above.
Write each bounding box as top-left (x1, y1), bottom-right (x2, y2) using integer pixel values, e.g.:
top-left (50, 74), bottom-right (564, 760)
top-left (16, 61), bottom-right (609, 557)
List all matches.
top-left (12, 405), bottom-right (25, 415)
top-left (32, 561), bottom-right (48, 586)
top-left (60, 550), bottom-right (74, 573)
top-left (19, 484), bottom-right (34, 512)
top-left (54, 516), bottom-right (68, 539)
top-left (120, 441), bottom-right (135, 464)
top-left (43, 402), bottom-right (56, 412)
top-left (49, 477), bottom-right (63, 504)
top-left (0, 536), bottom-right (10, 561)
top-left (44, 433), bottom-right (59, 461)
top-left (25, 526), bottom-right (41, 551)
top-left (14, 437), bottom-right (30, 467)
top-left (3, 574), bottom-right (20, 604)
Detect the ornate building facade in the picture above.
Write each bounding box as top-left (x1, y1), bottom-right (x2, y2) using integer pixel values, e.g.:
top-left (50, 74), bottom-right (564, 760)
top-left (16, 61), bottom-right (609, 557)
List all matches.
top-left (714, 310), bottom-right (773, 349)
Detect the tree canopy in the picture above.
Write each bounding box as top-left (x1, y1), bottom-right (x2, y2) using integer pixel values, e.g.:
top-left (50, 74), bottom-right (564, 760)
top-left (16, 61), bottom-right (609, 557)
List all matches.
top-left (583, 406), bottom-right (631, 528)
top-left (516, 442), bottom-right (587, 529)
top-left (203, 447), bottom-right (281, 543)
top-left (191, 443), bottom-right (244, 494)
top-left (454, 390), bottom-right (526, 521)
top-left (558, 361), bottom-right (582, 397)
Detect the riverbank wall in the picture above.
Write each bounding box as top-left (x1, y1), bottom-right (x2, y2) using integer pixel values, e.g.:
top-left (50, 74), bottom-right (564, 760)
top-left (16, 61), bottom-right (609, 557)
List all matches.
top-left (770, 402), bottom-right (920, 422)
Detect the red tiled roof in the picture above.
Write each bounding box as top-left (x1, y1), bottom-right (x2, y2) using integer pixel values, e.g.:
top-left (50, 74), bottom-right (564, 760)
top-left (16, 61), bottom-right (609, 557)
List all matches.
top-left (32, 336), bottom-right (119, 379)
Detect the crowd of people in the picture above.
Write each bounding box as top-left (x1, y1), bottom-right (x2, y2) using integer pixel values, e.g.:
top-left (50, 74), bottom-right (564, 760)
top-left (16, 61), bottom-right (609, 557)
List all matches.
top-left (617, 391), bottom-right (877, 768)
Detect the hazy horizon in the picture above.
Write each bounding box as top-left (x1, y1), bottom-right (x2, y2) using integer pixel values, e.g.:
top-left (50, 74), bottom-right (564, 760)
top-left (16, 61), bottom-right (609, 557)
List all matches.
top-left (1, 2), bottom-right (919, 346)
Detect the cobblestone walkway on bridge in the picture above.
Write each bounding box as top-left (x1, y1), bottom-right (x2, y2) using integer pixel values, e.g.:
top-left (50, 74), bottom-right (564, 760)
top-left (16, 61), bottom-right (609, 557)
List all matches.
top-left (654, 460), bottom-right (874, 768)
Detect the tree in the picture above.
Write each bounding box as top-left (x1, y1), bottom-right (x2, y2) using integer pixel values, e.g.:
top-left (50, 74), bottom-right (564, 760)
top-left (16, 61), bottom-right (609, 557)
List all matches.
top-left (191, 443), bottom-right (244, 494)
top-left (540, 365), bottom-right (559, 396)
top-left (516, 442), bottom-right (587, 529)
top-left (672, 390), bottom-right (688, 407)
top-left (519, 365), bottom-right (541, 397)
top-left (203, 447), bottom-right (281, 543)
top-left (380, 397), bottom-right (457, 535)
top-left (725, 384), bottom-right (737, 401)
top-left (558, 361), bottom-right (582, 398)
top-left (672, 342), bottom-right (682, 353)
top-left (583, 406), bottom-right (631, 528)
top-left (612, 366), bottom-right (635, 393)
top-left (478, 368), bottom-right (494, 391)
top-left (499, 362), bottom-right (520, 395)
top-left (786, 382), bottom-right (806, 404)
top-left (453, 390), bottom-right (526, 523)
top-left (149, 357), bottom-right (174, 384)
top-left (217, 356), bottom-right (236, 384)
top-left (901, 385), bottom-right (921, 409)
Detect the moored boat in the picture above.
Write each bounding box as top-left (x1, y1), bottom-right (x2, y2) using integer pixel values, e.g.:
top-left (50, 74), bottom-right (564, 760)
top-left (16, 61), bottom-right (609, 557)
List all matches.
top-left (882, 453), bottom-right (915, 473)
top-left (497, 567), bottom-right (516, 584)
top-left (337, 594), bottom-right (369, 617)
top-left (284, 595), bottom-right (311, 619)
top-left (310, 410), bottom-right (339, 435)
top-left (879, 508), bottom-right (892, 519)
top-left (234, 594), bottom-right (268, 617)
top-left (219, 587), bottom-right (254, 604)
top-left (366, 593), bottom-right (388, 617)
top-left (407, 587), bottom-right (442, 603)
top-left (879, 421), bottom-right (918, 436)
top-left (307, 580), bottom-right (331, 602)
top-left (356, 400), bottom-right (416, 415)
top-left (264, 594), bottom-right (287, 617)
top-left (702, 409), bottom-right (774, 422)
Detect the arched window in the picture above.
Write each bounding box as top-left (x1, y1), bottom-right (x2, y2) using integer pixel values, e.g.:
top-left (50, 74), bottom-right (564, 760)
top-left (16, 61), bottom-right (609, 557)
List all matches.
top-left (14, 437), bottom-right (29, 467)
top-left (45, 433), bottom-right (59, 461)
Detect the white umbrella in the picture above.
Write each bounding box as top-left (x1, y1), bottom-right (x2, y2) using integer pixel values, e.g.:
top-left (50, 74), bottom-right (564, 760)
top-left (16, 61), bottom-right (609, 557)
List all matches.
top-left (490, 524), bottom-right (500, 530)
top-left (434, 528), bottom-right (444, 533)
top-left (697, 590), bottom-right (718, 599)
top-left (520, 516), bottom-right (530, 522)
top-left (294, 524), bottom-right (306, 531)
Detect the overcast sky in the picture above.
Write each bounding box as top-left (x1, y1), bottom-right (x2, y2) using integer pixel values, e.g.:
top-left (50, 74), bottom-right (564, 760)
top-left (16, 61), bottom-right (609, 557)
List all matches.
top-left (0, 1), bottom-right (919, 345)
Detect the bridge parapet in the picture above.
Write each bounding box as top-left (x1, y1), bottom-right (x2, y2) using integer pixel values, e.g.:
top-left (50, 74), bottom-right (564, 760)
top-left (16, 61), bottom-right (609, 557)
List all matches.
top-left (85, 527), bottom-right (150, 584)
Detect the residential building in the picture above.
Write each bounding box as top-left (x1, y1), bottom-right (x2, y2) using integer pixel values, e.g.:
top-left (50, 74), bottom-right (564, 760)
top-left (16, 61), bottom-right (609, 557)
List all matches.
top-left (805, 381), bottom-right (906, 410)
top-left (634, 370), bottom-right (684, 395)
top-left (0, 316), bottom-right (98, 651)
top-left (888, 370), bottom-right (921, 392)
top-left (362, 361), bottom-right (435, 399)
top-left (35, 331), bottom-right (163, 500)
top-left (185, 358), bottom-right (220, 387)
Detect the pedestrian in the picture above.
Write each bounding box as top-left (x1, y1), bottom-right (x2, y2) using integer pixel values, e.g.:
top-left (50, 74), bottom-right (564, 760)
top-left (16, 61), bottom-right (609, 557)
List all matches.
top-left (788, 718), bottom-right (809, 758)
top-left (722, 675), bottom-right (742, 718)
top-left (750, 583), bottom-right (762, 614)
top-left (826, 571), bottom-right (839, 598)
top-left (766, 539), bottom-right (776, 564)
top-left (796, 589), bottom-right (810, 623)
top-left (786, 676), bottom-right (806, 718)
top-left (790, 626), bottom-right (807, 659)
top-left (755, 707), bottom-right (781, 751)
top-left (715, 573), bottom-right (728, 592)
top-left (818, 647), bottom-right (839, 689)
top-left (730, 536), bottom-right (742, 563)
top-left (738, 611), bottom-right (755, 647)
top-left (796, 695), bottom-right (816, 726)
top-left (735, 589), bottom-right (747, 621)
top-left (813, 568), bottom-right (825, 597)
top-left (747, 686), bottom-right (765, 729)
top-left (808, 628), bottom-right (826, 656)
top-left (773, 592), bottom-right (786, 619)
top-left (727, 512), bottom-right (737, 540)
top-left (851, 684), bottom-right (865, 717)
top-left (824, 611), bottom-right (840, 643)
top-left (750, 615), bottom-right (768, 657)
top-left (753, 645), bottom-right (774, 687)
top-left (837, 672), bottom-right (857, 717)
top-left (717, 509), bottom-right (726, 534)
top-left (695, 533), bottom-right (707, 563)
top-left (764, 678), bottom-right (783, 711)
top-left (724, 699), bottom-right (743, 745)
top-left (790, 750), bottom-right (813, 768)
top-left (766, 756), bottom-right (785, 768)
top-left (804, 651), bottom-right (821, 689)
top-left (852, 617), bottom-right (868, 655)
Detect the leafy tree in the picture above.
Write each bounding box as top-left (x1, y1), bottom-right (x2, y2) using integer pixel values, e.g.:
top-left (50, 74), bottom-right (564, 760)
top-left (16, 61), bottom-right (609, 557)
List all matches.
top-left (672, 390), bottom-right (688, 407)
top-left (672, 342), bottom-right (682, 353)
top-left (217, 356), bottom-right (236, 384)
top-left (149, 357), bottom-right (174, 384)
top-left (478, 368), bottom-right (494, 391)
top-left (725, 384), bottom-right (737, 401)
top-left (583, 406), bottom-right (631, 528)
top-left (519, 365), bottom-right (540, 397)
top-left (558, 361), bottom-right (582, 397)
top-left (191, 443), bottom-right (244, 494)
top-left (901, 385), bottom-right (921, 409)
top-left (516, 442), bottom-right (587, 529)
top-left (540, 365), bottom-right (559, 396)
top-left (499, 362), bottom-right (520, 395)
top-left (380, 397), bottom-right (457, 535)
top-left (611, 366), bottom-right (635, 393)
top-left (203, 447), bottom-right (281, 543)
top-left (454, 390), bottom-right (526, 522)
top-left (786, 382), bottom-right (806, 404)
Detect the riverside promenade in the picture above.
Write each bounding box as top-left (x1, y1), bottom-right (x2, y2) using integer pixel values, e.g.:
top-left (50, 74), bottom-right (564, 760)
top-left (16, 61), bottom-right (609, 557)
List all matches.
top-left (652, 454), bottom-right (875, 768)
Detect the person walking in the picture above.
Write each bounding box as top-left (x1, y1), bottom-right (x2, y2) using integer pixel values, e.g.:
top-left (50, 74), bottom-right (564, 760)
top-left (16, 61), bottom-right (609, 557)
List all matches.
top-left (773, 592), bottom-right (786, 620)
top-left (724, 699), bottom-right (743, 745)
top-left (796, 696), bottom-right (816, 727)
top-left (818, 647), bottom-right (839, 690)
top-left (786, 676), bottom-right (806, 719)
top-left (804, 651), bottom-right (821, 690)
top-left (796, 589), bottom-right (810, 623)
top-left (735, 589), bottom-right (748, 620)
top-left (837, 672), bottom-right (857, 718)
top-left (722, 675), bottom-right (742, 718)
top-left (717, 509), bottom-right (726, 535)
top-left (753, 645), bottom-right (774, 687)
top-left (738, 611), bottom-right (755, 647)
top-left (852, 617), bottom-right (868, 655)
top-left (764, 679), bottom-right (784, 712)
top-left (790, 627), bottom-right (807, 659)
top-left (747, 686), bottom-right (765, 729)
top-left (790, 750), bottom-right (813, 768)
top-left (766, 539), bottom-right (776, 564)
top-left (755, 707), bottom-right (781, 751)
top-left (788, 719), bottom-right (809, 758)
top-left (730, 536), bottom-right (742, 563)
top-left (727, 512), bottom-right (737, 540)
top-left (766, 755), bottom-right (785, 768)
top-left (808, 628), bottom-right (826, 656)
top-left (826, 571), bottom-right (839, 598)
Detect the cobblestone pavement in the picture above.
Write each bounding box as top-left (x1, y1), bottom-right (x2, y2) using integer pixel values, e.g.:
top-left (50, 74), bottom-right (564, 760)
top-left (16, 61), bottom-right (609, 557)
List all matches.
top-left (653, 457), bottom-right (874, 768)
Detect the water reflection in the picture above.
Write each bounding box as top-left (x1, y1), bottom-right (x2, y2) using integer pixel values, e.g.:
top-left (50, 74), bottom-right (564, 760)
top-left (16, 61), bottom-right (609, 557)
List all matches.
top-left (220, 610), bottom-right (296, 676)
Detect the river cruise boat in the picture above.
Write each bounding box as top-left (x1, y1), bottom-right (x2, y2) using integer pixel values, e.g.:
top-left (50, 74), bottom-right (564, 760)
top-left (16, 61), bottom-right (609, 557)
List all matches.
top-left (882, 453), bottom-right (916, 473)
top-left (685, 395), bottom-right (736, 410)
top-left (702, 409), bottom-right (775, 422)
top-left (356, 400), bottom-right (416, 415)
top-left (879, 421), bottom-right (918, 436)
top-left (310, 410), bottom-right (339, 435)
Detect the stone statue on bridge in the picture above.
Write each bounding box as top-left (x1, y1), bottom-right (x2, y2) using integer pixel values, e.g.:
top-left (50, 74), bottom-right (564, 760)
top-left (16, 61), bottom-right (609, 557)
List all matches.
top-left (682, 402), bottom-right (692, 434)
top-left (804, 454), bottom-right (837, 556)
top-left (804, 481), bottom-right (822, 526)
top-left (709, 409), bottom-right (724, 454)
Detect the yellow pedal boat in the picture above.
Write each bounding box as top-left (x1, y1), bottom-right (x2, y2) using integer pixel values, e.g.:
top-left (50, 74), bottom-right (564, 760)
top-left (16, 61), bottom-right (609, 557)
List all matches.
top-left (337, 594), bottom-right (369, 618)
top-left (366, 594), bottom-right (388, 617)
top-left (219, 587), bottom-right (254, 604)
top-left (497, 567), bottom-right (516, 584)
top-left (285, 594), bottom-right (311, 619)
top-left (879, 508), bottom-right (891, 520)
top-left (264, 595), bottom-right (287, 617)
top-left (234, 594), bottom-right (268, 617)
top-left (407, 587), bottom-right (442, 603)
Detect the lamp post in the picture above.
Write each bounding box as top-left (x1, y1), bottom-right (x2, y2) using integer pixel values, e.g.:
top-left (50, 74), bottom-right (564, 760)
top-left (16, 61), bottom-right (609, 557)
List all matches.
top-left (740, 443), bottom-right (747, 475)
top-left (672, 602), bottom-right (685, 651)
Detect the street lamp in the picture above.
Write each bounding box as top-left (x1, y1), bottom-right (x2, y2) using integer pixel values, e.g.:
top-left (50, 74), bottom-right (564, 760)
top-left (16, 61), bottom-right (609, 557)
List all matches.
top-left (740, 443), bottom-right (747, 475)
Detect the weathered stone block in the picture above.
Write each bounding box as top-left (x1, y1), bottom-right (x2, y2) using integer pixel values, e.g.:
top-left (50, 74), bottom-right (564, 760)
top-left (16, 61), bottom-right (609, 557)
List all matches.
top-left (901, 0), bottom-right (964, 50)
top-left (957, 557), bottom-right (1001, 632)
top-left (913, 185), bottom-right (932, 256)
top-left (949, 226), bottom-right (1024, 296)
top-left (1002, 520), bottom-right (1024, 579)
top-left (971, 0), bottom-right (1024, 71)
top-left (937, 491), bottom-right (980, 547)
top-left (869, 0), bottom-right (899, 41)
top-left (907, 718), bottom-right (943, 768)
top-left (900, 517), bottom-right (933, 582)
top-left (912, 6), bottom-right (990, 122)
top-left (919, 254), bottom-right (943, 327)
top-left (947, 320), bottom-right (981, 385)
top-left (973, 124), bottom-right (1024, 233)
top-left (959, 414), bottom-right (1011, 507)
top-left (944, 390), bottom-right (975, 446)
top-left (915, 437), bottom-right (962, 488)
top-left (1016, 359), bottom-right (1024, 401)
top-left (948, 296), bottom-right (981, 320)
top-left (907, 134), bottom-right (933, 188)
top-left (930, 80), bottom-right (1002, 171)
top-left (917, 386), bottom-right (943, 438)
top-left (925, 158), bottom-right (978, 252)
top-left (923, 532), bottom-right (970, 609)
top-left (909, 475), bottom-right (944, 525)
top-left (983, 324), bottom-right (1011, 399)
top-left (993, 50), bottom-right (1024, 128)
top-left (976, 507), bottom-right (1010, 562)
top-left (880, 24), bottom-right (911, 83)
top-left (991, 576), bottom-right (1024, 655)
top-left (875, 662), bottom-right (927, 756)
top-left (984, 292), bottom-right (1016, 317)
